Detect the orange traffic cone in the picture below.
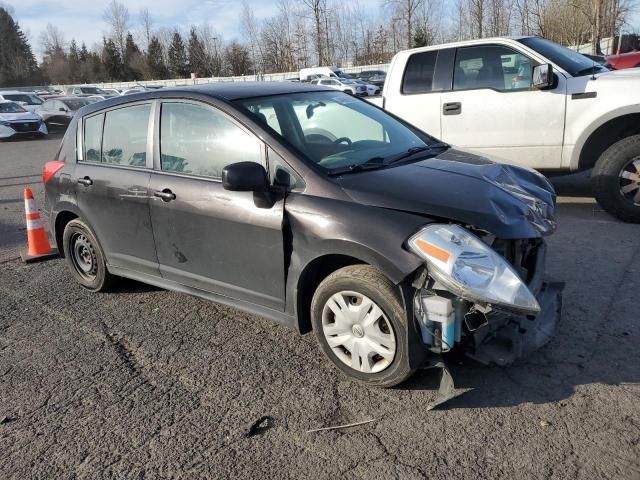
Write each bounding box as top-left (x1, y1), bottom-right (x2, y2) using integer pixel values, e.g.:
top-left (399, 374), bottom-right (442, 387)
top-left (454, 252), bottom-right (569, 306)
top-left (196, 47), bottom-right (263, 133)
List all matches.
top-left (20, 187), bottom-right (58, 263)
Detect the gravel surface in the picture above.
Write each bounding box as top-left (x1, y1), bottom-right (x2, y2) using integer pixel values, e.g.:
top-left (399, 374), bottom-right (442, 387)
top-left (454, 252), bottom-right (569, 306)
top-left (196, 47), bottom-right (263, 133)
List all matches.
top-left (1, 134), bottom-right (639, 479)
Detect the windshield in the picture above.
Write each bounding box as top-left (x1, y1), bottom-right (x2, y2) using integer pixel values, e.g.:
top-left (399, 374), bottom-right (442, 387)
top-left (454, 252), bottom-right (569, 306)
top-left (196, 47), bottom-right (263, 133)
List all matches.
top-left (81, 87), bottom-right (106, 95)
top-left (236, 91), bottom-right (440, 174)
top-left (3, 93), bottom-right (43, 105)
top-left (63, 99), bottom-right (92, 110)
top-left (0, 102), bottom-right (27, 113)
top-left (518, 37), bottom-right (609, 76)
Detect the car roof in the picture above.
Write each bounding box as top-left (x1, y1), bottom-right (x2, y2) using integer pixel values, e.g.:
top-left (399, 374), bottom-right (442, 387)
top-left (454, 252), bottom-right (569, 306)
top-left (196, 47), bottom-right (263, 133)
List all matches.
top-left (49, 96), bottom-right (91, 102)
top-left (0, 90), bottom-right (37, 95)
top-left (77, 81), bottom-right (335, 116)
top-left (165, 82), bottom-right (334, 100)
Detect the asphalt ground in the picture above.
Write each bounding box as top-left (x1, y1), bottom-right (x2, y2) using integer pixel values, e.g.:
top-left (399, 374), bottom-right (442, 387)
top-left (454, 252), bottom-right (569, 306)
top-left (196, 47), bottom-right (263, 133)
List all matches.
top-left (1, 133), bottom-right (639, 479)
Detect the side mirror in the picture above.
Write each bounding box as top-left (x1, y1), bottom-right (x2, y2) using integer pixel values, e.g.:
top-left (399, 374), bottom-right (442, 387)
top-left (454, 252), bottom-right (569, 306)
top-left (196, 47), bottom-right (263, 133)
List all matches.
top-left (532, 64), bottom-right (553, 89)
top-left (222, 162), bottom-right (269, 192)
top-left (59, 107), bottom-right (67, 112)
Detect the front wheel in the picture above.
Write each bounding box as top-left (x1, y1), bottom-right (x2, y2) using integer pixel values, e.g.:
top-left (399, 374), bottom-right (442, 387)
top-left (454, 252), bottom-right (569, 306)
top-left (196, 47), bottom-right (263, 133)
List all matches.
top-left (310, 265), bottom-right (415, 387)
top-left (591, 135), bottom-right (640, 223)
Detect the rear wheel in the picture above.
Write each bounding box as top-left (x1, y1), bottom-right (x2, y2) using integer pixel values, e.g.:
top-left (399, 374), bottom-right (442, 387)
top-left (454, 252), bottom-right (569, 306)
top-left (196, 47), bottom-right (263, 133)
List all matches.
top-left (311, 265), bottom-right (415, 387)
top-left (591, 135), bottom-right (640, 223)
top-left (62, 219), bottom-right (114, 291)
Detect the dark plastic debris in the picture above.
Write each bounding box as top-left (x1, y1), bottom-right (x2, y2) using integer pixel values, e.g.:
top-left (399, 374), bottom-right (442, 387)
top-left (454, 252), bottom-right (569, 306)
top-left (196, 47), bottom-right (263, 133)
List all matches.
top-left (246, 415), bottom-right (274, 437)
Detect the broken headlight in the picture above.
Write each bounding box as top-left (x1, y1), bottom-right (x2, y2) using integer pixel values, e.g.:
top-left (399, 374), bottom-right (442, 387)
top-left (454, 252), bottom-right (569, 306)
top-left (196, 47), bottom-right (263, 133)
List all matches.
top-left (407, 224), bottom-right (540, 314)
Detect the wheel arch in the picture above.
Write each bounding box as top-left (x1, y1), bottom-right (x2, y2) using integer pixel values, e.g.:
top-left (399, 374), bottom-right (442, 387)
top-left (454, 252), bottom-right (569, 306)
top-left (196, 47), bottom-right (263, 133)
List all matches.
top-left (53, 208), bottom-right (81, 257)
top-left (295, 253), bottom-right (369, 334)
top-left (575, 111), bottom-right (640, 171)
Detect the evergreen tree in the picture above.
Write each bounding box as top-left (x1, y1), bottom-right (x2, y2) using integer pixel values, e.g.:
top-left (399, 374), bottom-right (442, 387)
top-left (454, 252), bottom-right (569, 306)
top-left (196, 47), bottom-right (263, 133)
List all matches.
top-left (146, 36), bottom-right (168, 79)
top-left (0, 7), bottom-right (40, 86)
top-left (123, 32), bottom-right (142, 80)
top-left (68, 39), bottom-right (80, 83)
top-left (188, 28), bottom-right (208, 77)
top-left (413, 25), bottom-right (430, 48)
top-left (168, 32), bottom-right (189, 78)
top-left (102, 37), bottom-right (123, 81)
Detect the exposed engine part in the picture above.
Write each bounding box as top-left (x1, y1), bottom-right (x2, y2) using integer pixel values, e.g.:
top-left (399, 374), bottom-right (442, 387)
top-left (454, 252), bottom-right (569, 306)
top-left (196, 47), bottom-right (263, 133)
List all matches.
top-left (464, 309), bottom-right (489, 331)
top-left (414, 289), bottom-right (467, 353)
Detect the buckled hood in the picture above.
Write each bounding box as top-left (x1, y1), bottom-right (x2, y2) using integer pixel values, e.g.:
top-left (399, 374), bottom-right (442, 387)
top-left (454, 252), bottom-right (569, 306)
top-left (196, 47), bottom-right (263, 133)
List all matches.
top-left (335, 148), bottom-right (557, 239)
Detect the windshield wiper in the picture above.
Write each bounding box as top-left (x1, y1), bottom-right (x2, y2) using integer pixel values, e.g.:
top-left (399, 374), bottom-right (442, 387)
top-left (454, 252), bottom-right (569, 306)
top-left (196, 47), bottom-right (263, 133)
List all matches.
top-left (385, 143), bottom-right (449, 166)
top-left (574, 65), bottom-right (607, 76)
top-left (328, 156), bottom-right (386, 176)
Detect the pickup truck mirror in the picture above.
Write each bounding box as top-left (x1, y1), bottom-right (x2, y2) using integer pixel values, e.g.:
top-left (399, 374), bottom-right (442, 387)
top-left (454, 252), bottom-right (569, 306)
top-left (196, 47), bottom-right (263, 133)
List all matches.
top-left (222, 161), bottom-right (269, 192)
top-left (532, 64), bottom-right (553, 89)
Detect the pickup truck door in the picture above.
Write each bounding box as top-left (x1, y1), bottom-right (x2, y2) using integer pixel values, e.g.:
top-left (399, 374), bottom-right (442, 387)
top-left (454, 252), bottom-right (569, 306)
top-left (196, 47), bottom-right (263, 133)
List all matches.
top-left (439, 44), bottom-right (567, 169)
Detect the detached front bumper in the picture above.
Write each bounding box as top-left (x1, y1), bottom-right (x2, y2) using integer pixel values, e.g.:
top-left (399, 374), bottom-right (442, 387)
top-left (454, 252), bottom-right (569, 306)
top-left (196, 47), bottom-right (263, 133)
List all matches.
top-left (466, 281), bottom-right (564, 366)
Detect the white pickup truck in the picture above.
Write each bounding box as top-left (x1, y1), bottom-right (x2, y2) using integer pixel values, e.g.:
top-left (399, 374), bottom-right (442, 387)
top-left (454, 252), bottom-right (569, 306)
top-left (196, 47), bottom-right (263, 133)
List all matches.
top-left (369, 36), bottom-right (640, 222)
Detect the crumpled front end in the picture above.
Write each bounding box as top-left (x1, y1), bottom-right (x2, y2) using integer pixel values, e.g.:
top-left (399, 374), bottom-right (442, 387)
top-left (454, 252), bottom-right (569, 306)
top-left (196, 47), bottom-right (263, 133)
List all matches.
top-left (412, 235), bottom-right (564, 366)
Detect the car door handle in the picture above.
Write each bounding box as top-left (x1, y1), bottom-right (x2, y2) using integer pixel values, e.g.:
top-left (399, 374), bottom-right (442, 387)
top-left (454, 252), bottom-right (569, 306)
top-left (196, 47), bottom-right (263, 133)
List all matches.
top-left (154, 189), bottom-right (176, 202)
top-left (443, 102), bottom-right (462, 115)
top-left (77, 176), bottom-right (93, 186)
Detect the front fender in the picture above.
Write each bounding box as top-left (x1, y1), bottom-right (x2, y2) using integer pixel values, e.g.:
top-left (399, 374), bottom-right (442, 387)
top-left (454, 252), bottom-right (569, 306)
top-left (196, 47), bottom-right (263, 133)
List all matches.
top-left (283, 193), bottom-right (429, 319)
top-left (569, 104), bottom-right (640, 171)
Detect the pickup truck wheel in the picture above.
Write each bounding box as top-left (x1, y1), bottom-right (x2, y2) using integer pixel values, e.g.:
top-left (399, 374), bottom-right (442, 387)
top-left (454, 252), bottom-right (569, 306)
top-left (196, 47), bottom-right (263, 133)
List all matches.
top-left (591, 134), bottom-right (640, 223)
top-left (310, 265), bottom-right (415, 388)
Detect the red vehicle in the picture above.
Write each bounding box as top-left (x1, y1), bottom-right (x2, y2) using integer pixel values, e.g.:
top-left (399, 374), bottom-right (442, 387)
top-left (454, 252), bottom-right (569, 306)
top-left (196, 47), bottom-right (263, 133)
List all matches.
top-left (606, 51), bottom-right (640, 70)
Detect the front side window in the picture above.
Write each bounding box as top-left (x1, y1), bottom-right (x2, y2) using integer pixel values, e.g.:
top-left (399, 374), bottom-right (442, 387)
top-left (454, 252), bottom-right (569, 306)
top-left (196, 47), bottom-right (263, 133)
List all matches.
top-left (402, 50), bottom-right (438, 94)
top-left (237, 91), bottom-right (439, 174)
top-left (160, 102), bottom-right (263, 179)
top-left (101, 104), bottom-right (151, 167)
top-left (454, 45), bottom-right (534, 91)
top-left (83, 113), bottom-right (104, 162)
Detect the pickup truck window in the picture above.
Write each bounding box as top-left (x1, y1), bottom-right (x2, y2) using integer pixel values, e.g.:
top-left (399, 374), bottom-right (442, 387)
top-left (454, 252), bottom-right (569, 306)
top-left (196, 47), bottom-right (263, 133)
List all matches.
top-left (402, 50), bottom-right (438, 94)
top-left (454, 45), bottom-right (533, 91)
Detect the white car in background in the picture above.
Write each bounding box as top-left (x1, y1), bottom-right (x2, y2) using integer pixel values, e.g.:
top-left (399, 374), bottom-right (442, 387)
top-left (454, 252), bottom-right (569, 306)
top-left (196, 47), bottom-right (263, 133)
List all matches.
top-left (311, 78), bottom-right (367, 96)
top-left (0, 100), bottom-right (48, 140)
top-left (352, 79), bottom-right (381, 96)
top-left (0, 91), bottom-right (44, 114)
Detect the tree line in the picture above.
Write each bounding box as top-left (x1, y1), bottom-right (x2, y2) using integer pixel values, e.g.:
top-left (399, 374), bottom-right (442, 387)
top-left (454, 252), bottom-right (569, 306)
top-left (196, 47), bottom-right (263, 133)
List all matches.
top-left (0, 0), bottom-right (636, 88)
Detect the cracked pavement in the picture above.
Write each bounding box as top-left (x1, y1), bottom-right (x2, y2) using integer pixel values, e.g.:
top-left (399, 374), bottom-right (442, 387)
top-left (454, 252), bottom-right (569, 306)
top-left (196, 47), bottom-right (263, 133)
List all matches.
top-left (1, 134), bottom-right (639, 479)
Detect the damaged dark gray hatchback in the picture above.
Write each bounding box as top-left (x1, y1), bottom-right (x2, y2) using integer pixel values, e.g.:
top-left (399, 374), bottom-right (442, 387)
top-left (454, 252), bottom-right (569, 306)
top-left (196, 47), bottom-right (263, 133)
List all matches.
top-left (44, 83), bottom-right (563, 387)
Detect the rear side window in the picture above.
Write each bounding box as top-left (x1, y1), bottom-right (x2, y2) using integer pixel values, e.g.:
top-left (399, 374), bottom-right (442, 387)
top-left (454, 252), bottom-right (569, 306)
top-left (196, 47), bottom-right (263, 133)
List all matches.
top-left (160, 102), bottom-right (263, 179)
top-left (83, 113), bottom-right (104, 162)
top-left (402, 50), bottom-right (438, 94)
top-left (102, 104), bottom-right (151, 167)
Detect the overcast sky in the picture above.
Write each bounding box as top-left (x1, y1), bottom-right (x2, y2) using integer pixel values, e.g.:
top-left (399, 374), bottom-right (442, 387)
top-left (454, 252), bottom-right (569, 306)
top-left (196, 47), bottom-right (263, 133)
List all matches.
top-left (5, 0), bottom-right (292, 54)
top-left (5, 0), bottom-right (639, 56)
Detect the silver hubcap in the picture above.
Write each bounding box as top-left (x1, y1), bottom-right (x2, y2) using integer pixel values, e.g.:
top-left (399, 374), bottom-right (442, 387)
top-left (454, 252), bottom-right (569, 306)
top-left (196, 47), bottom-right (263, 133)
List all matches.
top-left (619, 157), bottom-right (640, 205)
top-left (321, 291), bottom-right (396, 374)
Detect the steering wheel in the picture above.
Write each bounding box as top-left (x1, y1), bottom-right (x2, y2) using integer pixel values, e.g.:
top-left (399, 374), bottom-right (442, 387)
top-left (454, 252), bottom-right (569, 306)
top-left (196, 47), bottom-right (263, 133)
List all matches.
top-left (332, 137), bottom-right (352, 146)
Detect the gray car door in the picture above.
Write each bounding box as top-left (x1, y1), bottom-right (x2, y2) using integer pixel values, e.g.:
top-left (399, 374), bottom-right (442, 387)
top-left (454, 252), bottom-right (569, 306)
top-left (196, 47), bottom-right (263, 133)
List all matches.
top-left (75, 102), bottom-right (159, 276)
top-left (148, 100), bottom-right (286, 310)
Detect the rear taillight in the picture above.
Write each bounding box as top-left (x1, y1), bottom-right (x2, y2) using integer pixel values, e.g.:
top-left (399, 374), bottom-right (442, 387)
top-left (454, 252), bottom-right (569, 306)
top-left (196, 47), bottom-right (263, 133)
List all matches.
top-left (43, 161), bottom-right (65, 184)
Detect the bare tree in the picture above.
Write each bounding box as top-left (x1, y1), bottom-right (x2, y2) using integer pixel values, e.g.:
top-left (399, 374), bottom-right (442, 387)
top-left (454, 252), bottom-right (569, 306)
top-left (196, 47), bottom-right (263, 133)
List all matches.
top-left (139, 8), bottom-right (153, 51)
top-left (385, 0), bottom-right (425, 48)
top-left (299, 0), bottom-right (325, 64)
top-left (103, 0), bottom-right (131, 56)
top-left (39, 23), bottom-right (66, 54)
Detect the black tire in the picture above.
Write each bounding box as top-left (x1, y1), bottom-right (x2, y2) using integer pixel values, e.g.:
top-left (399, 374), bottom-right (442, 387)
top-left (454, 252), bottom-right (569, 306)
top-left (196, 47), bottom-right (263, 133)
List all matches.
top-left (62, 218), bottom-right (114, 291)
top-left (591, 134), bottom-right (640, 223)
top-left (311, 265), bottom-right (415, 388)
